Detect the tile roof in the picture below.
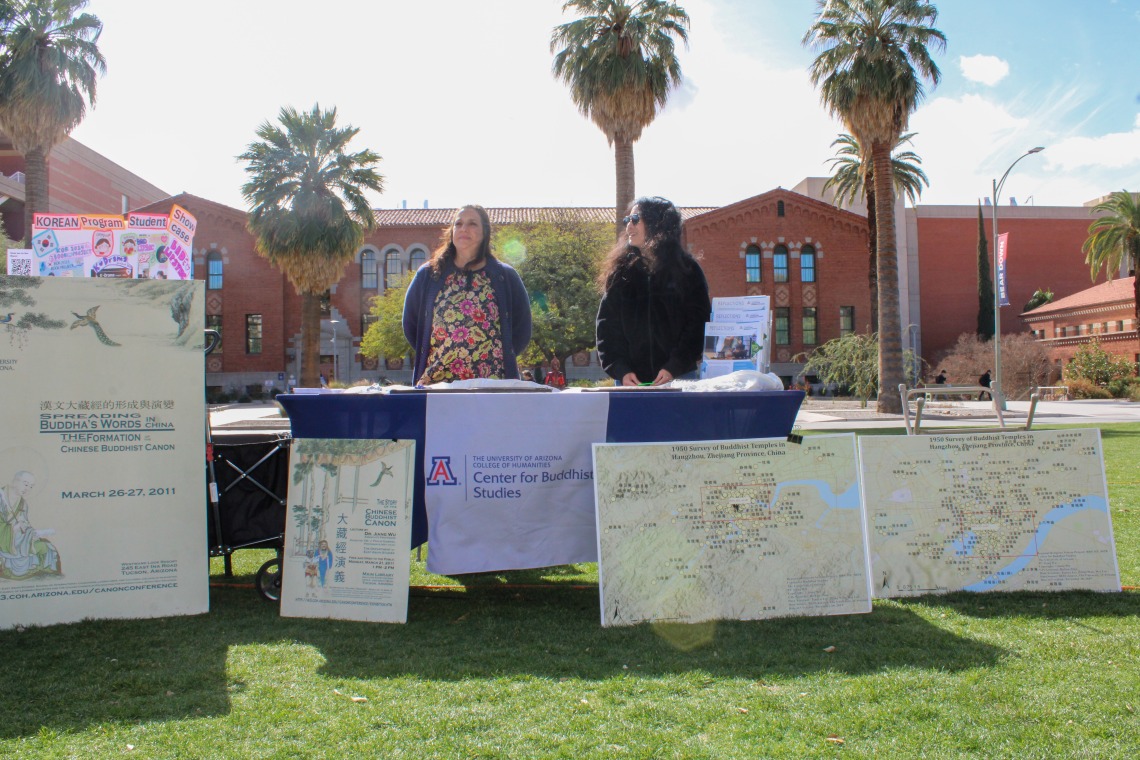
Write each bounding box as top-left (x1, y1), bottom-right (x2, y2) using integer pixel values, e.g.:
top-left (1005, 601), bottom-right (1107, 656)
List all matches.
top-left (372, 206), bottom-right (717, 227)
top-left (1022, 276), bottom-right (1136, 317)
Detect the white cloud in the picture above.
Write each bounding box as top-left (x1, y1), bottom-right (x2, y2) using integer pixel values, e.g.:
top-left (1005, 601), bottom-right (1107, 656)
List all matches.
top-left (1042, 120), bottom-right (1140, 171)
top-left (958, 55), bottom-right (1009, 86)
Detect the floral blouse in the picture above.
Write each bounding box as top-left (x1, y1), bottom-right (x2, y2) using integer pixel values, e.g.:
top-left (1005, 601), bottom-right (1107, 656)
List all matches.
top-left (418, 268), bottom-right (506, 384)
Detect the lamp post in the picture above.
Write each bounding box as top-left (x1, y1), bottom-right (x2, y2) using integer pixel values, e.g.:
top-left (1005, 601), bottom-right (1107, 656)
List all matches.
top-left (329, 319), bottom-right (339, 382)
top-left (991, 146), bottom-right (1044, 409)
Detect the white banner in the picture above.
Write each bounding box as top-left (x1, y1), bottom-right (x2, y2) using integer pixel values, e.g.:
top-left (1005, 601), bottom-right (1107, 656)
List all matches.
top-left (1, 276), bottom-right (207, 628)
top-left (423, 392), bottom-right (609, 574)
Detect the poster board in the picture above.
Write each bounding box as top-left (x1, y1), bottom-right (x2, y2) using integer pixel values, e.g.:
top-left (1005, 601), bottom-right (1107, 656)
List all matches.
top-left (0, 276), bottom-right (208, 629)
top-left (860, 429), bottom-right (1120, 596)
top-left (280, 438), bottom-right (415, 623)
top-left (592, 434), bottom-right (871, 626)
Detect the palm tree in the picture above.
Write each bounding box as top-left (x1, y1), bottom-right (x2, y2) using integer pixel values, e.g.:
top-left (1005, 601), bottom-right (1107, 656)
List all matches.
top-left (824, 131), bottom-right (928, 333)
top-left (0, 0), bottom-right (105, 246)
top-left (1082, 191), bottom-right (1140, 350)
top-left (551, 0), bottom-right (689, 235)
top-left (239, 104), bottom-right (384, 388)
top-left (804, 0), bottom-right (945, 414)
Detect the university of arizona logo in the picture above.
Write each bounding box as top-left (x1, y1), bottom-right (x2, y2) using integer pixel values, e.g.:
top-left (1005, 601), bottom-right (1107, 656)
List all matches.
top-left (426, 456), bottom-right (458, 486)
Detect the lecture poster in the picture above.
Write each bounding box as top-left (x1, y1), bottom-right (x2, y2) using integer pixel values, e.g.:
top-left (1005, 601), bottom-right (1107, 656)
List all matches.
top-left (0, 276), bottom-right (208, 629)
top-left (280, 438), bottom-right (415, 624)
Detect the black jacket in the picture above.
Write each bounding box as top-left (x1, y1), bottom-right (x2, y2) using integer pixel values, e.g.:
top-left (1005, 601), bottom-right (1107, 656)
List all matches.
top-left (596, 253), bottom-right (711, 383)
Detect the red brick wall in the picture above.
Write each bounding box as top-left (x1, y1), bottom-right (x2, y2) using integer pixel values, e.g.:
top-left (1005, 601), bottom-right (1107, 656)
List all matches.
top-left (916, 211), bottom-right (1100, 362)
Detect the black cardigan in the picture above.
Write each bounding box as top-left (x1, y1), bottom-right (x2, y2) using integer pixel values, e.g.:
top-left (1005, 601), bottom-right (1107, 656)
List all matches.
top-left (595, 254), bottom-right (711, 383)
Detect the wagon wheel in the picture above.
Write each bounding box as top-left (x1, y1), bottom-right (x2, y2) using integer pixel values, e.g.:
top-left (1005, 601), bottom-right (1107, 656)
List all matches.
top-left (255, 556), bottom-right (282, 602)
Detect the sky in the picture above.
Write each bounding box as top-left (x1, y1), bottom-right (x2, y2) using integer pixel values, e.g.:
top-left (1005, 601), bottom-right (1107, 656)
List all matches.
top-left (68, 0), bottom-right (1140, 213)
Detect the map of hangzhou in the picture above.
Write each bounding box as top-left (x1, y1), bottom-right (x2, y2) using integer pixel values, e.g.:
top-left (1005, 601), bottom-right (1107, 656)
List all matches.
top-left (592, 435), bottom-right (871, 626)
top-left (860, 428), bottom-right (1120, 597)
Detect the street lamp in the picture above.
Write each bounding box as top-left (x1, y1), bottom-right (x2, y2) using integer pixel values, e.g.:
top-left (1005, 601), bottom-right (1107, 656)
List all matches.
top-left (991, 146), bottom-right (1044, 409)
top-left (329, 319), bottom-right (339, 382)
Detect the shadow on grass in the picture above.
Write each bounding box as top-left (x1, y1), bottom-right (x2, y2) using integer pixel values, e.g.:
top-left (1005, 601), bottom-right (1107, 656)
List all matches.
top-left (901, 588), bottom-right (1140, 620)
top-left (0, 584), bottom-right (1006, 739)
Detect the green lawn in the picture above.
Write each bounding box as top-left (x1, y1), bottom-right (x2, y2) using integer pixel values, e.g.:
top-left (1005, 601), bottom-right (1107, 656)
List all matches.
top-left (2, 424), bottom-right (1138, 758)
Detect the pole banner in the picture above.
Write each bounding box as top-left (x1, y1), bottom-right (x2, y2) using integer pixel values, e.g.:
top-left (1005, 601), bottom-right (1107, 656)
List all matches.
top-left (996, 232), bottom-right (1010, 307)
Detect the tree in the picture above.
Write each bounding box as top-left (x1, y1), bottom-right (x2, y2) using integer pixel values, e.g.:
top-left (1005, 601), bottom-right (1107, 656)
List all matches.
top-left (824, 131), bottom-right (928, 333)
top-left (795, 332), bottom-right (921, 408)
top-left (1064, 338), bottom-right (1135, 387)
top-left (551, 0), bottom-right (689, 236)
top-left (494, 217), bottom-right (612, 368)
top-left (804, 0), bottom-right (945, 414)
top-left (359, 272), bottom-right (414, 366)
top-left (0, 0), bottom-right (105, 245)
top-left (937, 331), bottom-right (1052, 400)
top-left (1082, 191), bottom-right (1140, 350)
top-left (239, 104), bottom-right (384, 388)
top-left (1022, 288), bottom-right (1053, 313)
top-left (976, 202), bottom-right (994, 339)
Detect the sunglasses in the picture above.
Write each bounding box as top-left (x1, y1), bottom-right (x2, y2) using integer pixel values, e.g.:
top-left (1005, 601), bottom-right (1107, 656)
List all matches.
top-left (621, 214), bottom-right (641, 225)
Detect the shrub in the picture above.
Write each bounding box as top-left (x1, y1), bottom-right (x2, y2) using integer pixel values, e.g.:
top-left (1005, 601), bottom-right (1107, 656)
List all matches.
top-left (1130, 384), bottom-right (1140, 403)
top-left (1065, 378), bottom-right (1112, 400)
top-left (1106, 375), bottom-right (1140, 399)
top-left (935, 332), bottom-right (1052, 400)
top-left (1064, 338), bottom-right (1134, 386)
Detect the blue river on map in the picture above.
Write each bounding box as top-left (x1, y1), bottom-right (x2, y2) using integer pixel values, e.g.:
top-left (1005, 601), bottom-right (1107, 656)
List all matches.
top-left (948, 495), bottom-right (1109, 591)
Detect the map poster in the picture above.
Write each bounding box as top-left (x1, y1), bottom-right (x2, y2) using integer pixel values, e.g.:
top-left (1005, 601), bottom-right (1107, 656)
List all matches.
top-left (859, 429), bottom-right (1121, 597)
top-left (280, 438), bottom-right (415, 624)
top-left (0, 276), bottom-right (207, 629)
top-left (592, 434), bottom-right (872, 627)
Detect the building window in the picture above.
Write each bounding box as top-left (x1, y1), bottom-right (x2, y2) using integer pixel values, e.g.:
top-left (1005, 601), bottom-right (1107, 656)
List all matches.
top-left (320, 290), bottom-right (331, 316)
top-left (1118, 320), bottom-right (1126, 332)
top-left (839, 306), bottom-right (854, 337)
top-left (206, 314), bottom-right (222, 352)
top-left (777, 200), bottom-right (785, 217)
top-left (245, 314), bottom-right (262, 354)
top-left (773, 245), bottom-right (789, 283)
top-left (409, 247), bottom-right (428, 272)
top-left (745, 245), bottom-right (762, 283)
top-left (775, 307), bottom-right (790, 345)
top-left (362, 313), bottom-right (378, 335)
top-left (385, 249), bottom-right (404, 290)
top-left (802, 307), bottom-right (817, 345)
top-left (361, 249), bottom-right (378, 289)
top-left (207, 251), bottom-right (223, 290)
top-left (800, 245), bottom-right (816, 283)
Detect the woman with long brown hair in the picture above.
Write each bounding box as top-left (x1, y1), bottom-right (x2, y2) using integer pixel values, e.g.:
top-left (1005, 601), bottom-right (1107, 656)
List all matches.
top-left (596, 196), bottom-right (711, 386)
top-left (402, 205), bottom-right (531, 384)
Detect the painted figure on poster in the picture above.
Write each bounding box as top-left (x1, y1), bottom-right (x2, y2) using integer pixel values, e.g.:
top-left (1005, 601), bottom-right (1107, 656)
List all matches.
top-left (304, 550), bottom-right (319, 597)
top-left (0, 470), bottom-right (62, 580)
top-left (316, 539), bottom-right (334, 587)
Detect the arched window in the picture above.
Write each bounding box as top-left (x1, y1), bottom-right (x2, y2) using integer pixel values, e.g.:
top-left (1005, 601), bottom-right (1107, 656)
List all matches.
top-left (384, 249), bottom-right (405, 290)
top-left (773, 245), bottom-right (789, 283)
top-left (207, 251), bottom-right (223, 290)
top-left (800, 244), bottom-right (816, 283)
top-left (409, 247), bottom-right (428, 272)
top-left (745, 245), bottom-right (762, 283)
top-left (361, 249), bottom-right (378, 289)
top-left (777, 200), bottom-right (785, 217)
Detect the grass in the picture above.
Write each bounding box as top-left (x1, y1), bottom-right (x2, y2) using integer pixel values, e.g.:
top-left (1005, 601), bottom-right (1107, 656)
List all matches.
top-left (2, 423), bottom-right (1139, 758)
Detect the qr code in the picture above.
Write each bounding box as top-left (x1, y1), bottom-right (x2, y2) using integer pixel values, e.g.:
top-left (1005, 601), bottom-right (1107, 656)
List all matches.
top-left (8, 254), bottom-right (32, 276)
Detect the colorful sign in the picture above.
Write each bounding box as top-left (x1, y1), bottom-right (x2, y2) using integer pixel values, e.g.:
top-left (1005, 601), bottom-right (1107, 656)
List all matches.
top-left (996, 232), bottom-right (1010, 307)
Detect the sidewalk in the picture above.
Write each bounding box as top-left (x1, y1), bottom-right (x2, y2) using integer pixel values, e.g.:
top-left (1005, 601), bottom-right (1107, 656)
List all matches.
top-left (210, 397), bottom-right (1140, 433)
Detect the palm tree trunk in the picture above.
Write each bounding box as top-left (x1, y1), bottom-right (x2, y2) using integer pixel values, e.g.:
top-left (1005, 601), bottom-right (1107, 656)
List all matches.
top-left (865, 181), bottom-right (879, 334)
top-left (22, 146), bottom-right (49, 247)
top-left (300, 291), bottom-right (322, 388)
top-left (872, 142), bottom-right (904, 414)
top-left (614, 136), bottom-right (635, 239)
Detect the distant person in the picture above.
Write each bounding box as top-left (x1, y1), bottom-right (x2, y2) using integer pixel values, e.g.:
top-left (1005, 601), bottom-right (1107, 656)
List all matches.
top-left (532, 363), bottom-right (546, 385)
top-left (978, 369), bottom-right (992, 400)
top-left (596, 197), bottom-right (711, 386)
top-left (319, 373), bottom-right (328, 388)
top-left (935, 370), bottom-right (947, 385)
top-left (544, 357), bottom-right (566, 389)
top-left (521, 369), bottom-right (535, 382)
top-left (402, 205), bottom-right (531, 384)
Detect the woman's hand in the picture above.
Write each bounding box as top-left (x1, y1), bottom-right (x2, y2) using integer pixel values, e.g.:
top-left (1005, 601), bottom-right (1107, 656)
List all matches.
top-left (621, 373), bottom-right (640, 386)
top-left (652, 369), bottom-right (674, 386)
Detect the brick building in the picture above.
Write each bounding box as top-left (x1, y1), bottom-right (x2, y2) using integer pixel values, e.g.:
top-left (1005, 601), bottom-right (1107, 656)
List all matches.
top-left (1021, 276), bottom-right (1139, 375)
top-left (0, 129), bottom-right (168, 241)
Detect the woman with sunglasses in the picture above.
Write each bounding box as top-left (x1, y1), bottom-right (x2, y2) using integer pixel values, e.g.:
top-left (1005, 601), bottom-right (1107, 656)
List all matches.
top-left (403, 204), bottom-right (532, 384)
top-left (596, 197), bottom-right (711, 386)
